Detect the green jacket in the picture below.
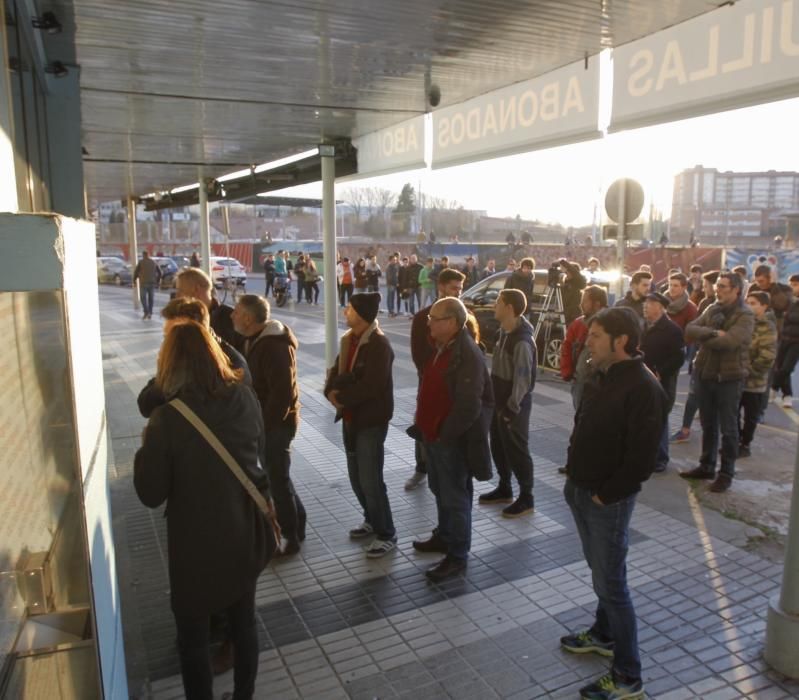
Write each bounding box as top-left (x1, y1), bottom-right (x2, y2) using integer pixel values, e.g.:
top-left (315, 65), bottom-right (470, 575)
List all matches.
top-left (744, 312), bottom-right (777, 393)
top-left (686, 301), bottom-right (754, 382)
top-left (418, 266), bottom-right (434, 289)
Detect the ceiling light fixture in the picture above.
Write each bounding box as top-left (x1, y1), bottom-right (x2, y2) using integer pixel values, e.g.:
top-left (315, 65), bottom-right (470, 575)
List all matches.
top-left (252, 148), bottom-right (318, 174)
top-left (170, 182), bottom-right (199, 194)
top-left (32, 11), bottom-right (62, 34)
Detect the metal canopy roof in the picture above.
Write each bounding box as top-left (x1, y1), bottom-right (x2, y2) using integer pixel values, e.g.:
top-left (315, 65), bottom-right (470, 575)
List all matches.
top-left (45, 0), bottom-right (719, 204)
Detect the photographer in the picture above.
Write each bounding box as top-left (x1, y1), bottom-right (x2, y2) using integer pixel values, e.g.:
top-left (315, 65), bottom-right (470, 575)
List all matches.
top-left (504, 257), bottom-right (535, 312)
top-left (558, 258), bottom-right (587, 325)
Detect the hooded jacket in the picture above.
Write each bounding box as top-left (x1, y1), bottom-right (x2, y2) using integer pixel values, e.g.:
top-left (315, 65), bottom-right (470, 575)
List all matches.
top-left (745, 312), bottom-right (777, 393)
top-left (686, 300), bottom-right (754, 382)
top-left (243, 319), bottom-right (300, 430)
top-left (491, 315), bottom-right (536, 415)
top-left (324, 320), bottom-right (394, 431)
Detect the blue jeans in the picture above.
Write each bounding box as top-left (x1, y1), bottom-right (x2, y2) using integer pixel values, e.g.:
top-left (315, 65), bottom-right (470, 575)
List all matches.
top-left (421, 287), bottom-right (435, 307)
top-left (564, 480), bottom-right (640, 680)
top-left (696, 377), bottom-right (742, 478)
top-left (140, 283), bottom-right (155, 315)
top-left (425, 440), bottom-right (473, 560)
top-left (386, 285), bottom-right (398, 314)
top-left (343, 424), bottom-right (395, 540)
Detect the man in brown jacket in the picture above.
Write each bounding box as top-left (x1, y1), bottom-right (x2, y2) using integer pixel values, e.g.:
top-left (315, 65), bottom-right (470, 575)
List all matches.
top-left (680, 273), bottom-right (754, 493)
top-left (233, 295), bottom-right (306, 554)
top-left (324, 292), bottom-right (397, 558)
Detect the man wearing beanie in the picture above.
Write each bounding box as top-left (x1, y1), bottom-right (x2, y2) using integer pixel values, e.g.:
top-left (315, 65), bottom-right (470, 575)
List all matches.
top-left (324, 292), bottom-right (397, 558)
top-left (641, 292), bottom-right (685, 472)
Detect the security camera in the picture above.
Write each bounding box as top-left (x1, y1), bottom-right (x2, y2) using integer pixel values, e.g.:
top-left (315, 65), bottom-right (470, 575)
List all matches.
top-left (428, 84), bottom-right (441, 108)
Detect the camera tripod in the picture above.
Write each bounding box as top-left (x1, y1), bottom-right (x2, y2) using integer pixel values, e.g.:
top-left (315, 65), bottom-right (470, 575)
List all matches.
top-left (532, 284), bottom-right (566, 369)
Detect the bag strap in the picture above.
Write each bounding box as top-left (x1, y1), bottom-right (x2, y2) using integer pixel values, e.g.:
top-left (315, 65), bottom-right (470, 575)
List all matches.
top-left (168, 398), bottom-right (271, 518)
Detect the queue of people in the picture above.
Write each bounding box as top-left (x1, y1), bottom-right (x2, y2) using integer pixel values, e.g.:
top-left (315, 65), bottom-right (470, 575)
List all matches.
top-left (131, 257), bottom-right (796, 700)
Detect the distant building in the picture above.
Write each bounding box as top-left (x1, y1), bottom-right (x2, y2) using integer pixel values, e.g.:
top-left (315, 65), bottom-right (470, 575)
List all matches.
top-left (671, 165), bottom-right (799, 246)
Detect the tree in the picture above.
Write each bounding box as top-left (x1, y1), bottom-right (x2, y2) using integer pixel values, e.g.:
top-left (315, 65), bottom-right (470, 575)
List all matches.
top-left (394, 183), bottom-right (416, 215)
top-left (343, 187), bottom-right (368, 222)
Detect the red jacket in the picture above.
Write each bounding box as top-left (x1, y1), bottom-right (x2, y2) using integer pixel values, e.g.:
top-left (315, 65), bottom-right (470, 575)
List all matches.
top-left (667, 298), bottom-right (698, 331)
top-left (561, 316), bottom-right (589, 381)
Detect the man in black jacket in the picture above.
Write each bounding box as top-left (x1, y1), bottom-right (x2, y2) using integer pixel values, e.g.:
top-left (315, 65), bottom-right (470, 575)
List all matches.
top-left (504, 257), bottom-right (535, 312)
top-left (560, 307), bottom-right (666, 700)
top-left (412, 297), bottom-right (494, 582)
top-left (232, 294), bottom-right (306, 555)
top-left (324, 292), bottom-right (397, 559)
top-left (642, 293), bottom-right (685, 472)
top-left (175, 267), bottom-right (243, 350)
top-left (614, 271), bottom-right (652, 324)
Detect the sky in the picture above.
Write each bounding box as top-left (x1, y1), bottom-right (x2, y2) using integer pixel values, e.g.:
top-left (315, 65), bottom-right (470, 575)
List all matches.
top-left (272, 96), bottom-right (799, 228)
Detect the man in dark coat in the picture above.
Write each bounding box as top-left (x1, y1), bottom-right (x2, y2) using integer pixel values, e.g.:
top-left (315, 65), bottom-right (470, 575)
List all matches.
top-left (133, 250), bottom-right (161, 319)
top-left (232, 294), bottom-right (306, 554)
top-left (263, 254), bottom-right (276, 297)
top-left (559, 258), bottom-right (587, 325)
top-left (411, 297), bottom-right (494, 582)
top-left (614, 271), bottom-right (652, 324)
top-left (324, 292), bottom-right (397, 558)
top-left (642, 292), bottom-right (685, 472)
top-left (175, 267), bottom-right (243, 350)
top-left (560, 307), bottom-right (667, 700)
top-left (504, 257), bottom-right (536, 311)
top-left (405, 268), bottom-right (467, 491)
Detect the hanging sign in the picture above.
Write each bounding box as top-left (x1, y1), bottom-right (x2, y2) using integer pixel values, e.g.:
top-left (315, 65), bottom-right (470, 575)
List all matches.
top-left (353, 115), bottom-right (426, 178)
top-left (611, 0), bottom-right (799, 131)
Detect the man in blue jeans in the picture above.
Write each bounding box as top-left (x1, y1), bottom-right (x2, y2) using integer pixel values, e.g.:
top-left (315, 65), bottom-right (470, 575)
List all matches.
top-left (324, 292), bottom-right (397, 558)
top-left (680, 272), bottom-right (754, 493)
top-left (561, 307), bottom-right (666, 700)
top-left (411, 297), bottom-right (493, 582)
top-left (133, 250), bottom-right (161, 319)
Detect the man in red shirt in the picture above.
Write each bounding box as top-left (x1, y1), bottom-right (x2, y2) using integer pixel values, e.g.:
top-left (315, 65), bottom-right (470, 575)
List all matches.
top-left (324, 293), bottom-right (397, 558)
top-left (411, 297), bottom-right (493, 582)
top-left (666, 273), bottom-right (698, 332)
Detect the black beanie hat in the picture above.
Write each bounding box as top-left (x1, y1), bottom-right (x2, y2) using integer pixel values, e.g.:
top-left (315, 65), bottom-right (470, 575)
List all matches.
top-left (350, 292), bottom-right (381, 324)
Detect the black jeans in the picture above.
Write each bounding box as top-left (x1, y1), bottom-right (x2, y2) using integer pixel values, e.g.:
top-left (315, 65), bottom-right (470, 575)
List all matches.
top-left (772, 341), bottom-right (799, 397)
top-left (175, 583), bottom-right (258, 700)
top-left (739, 390), bottom-right (764, 447)
top-left (489, 403), bottom-right (533, 496)
top-left (339, 283), bottom-right (353, 307)
top-left (263, 423), bottom-right (306, 542)
top-left (305, 281), bottom-right (319, 303)
top-left (295, 275), bottom-right (305, 301)
top-left (697, 377), bottom-right (743, 478)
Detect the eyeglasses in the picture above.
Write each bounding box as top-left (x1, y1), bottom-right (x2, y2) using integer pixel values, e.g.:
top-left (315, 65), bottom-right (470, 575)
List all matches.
top-left (427, 315), bottom-right (453, 323)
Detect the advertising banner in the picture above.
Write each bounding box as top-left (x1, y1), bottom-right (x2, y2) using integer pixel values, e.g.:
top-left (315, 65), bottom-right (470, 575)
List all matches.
top-left (725, 247), bottom-right (799, 281)
top-left (353, 115), bottom-right (426, 178)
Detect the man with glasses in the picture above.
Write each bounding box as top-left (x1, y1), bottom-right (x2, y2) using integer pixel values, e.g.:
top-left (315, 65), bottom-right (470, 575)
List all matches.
top-left (405, 268), bottom-right (466, 491)
top-left (410, 297), bottom-right (493, 581)
top-left (680, 272), bottom-right (754, 493)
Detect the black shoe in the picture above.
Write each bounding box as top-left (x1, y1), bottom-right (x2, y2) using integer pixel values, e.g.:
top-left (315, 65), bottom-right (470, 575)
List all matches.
top-left (478, 486), bottom-right (514, 504)
top-left (502, 495), bottom-right (535, 518)
top-left (412, 532), bottom-right (448, 554)
top-left (425, 555), bottom-right (467, 583)
top-left (557, 466), bottom-right (567, 475)
top-left (679, 465), bottom-right (715, 480)
top-left (709, 474), bottom-right (732, 493)
top-left (280, 538), bottom-right (301, 555)
top-left (653, 463), bottom-right (667, 473)
top-left (738, 444), bottom-right (751, 458)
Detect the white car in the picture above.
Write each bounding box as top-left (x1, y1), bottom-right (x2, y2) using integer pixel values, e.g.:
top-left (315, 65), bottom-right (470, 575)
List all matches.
top-left (210, 256), bottom-right (247, 288)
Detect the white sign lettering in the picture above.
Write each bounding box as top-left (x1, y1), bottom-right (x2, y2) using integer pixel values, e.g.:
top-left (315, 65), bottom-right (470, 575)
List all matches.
top-left (353, 116), bottom-right (425, 178)
top-left (432, 57), bottom-right (599, 169)
top-left (612, 0), bottom-right (799, 131)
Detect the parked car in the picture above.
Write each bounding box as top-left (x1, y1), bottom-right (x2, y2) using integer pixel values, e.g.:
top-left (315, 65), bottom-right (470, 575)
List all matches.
top-left (151, 256), bottom-right (179, 289)
top-left (97, 256), bottom-right (132, 286)
top-left (209, 256), bottom-right (247, 288)
top-left (462, 268), bottom-right (629, 370)
top-left (170, 255), bottom-right (191, 269)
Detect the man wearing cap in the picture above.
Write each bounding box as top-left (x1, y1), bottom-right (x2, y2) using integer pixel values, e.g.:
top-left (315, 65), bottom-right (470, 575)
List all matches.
top-left (324, 292), bottom-right (397, 558)
top-left (642, 292), bottom-right (685, 473)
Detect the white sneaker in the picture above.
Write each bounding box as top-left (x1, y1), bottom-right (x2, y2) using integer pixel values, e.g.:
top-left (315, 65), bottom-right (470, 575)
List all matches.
top-left (349, 522), bottom-right (374, 539)
top-left (783, 396), bottom-right (793, 409)
top-left (404, 472), bottom-right (427, 490)
top-left (364, 538), bottom-right (397, 558)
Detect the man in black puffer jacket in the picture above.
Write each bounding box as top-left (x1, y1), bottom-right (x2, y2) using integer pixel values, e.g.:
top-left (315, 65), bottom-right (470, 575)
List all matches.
top-left (560, 307), bottom-right (666, 700)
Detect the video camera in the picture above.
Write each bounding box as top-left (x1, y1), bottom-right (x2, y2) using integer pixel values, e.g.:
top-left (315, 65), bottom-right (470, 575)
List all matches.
top-left (547, 260), bottom-right (566, 288)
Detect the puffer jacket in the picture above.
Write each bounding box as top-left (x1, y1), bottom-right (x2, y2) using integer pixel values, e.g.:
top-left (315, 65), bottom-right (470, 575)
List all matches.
top-left (779, 299), bottom-right (799, 345)
top-left (686, 300), bottom-right (754, 382)
top-left (744, 312), bottom-right (777, 392)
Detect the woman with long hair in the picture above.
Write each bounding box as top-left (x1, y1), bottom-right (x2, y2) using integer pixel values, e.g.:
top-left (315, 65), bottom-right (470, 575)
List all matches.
top-left (304, 258), bottom-right (320, 304)
top-left (353, 257), bottom-right (368, 294)
top-left (134, 320), bottom-right (275, 700)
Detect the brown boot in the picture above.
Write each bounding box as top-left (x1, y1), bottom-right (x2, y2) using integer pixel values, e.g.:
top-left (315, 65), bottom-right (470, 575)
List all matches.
top-left (412, 532), bottom-right (448, 554)
top-left (211, 638), bottom-right (234, 675)
top-left (708, 474), bottom-right (732, 493)
top-left (679, 465), bottom-right (715, 480)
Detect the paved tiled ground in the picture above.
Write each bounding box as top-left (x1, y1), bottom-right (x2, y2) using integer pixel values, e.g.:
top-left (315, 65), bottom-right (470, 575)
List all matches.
top-left (98, 286), bottom-right (799, 699)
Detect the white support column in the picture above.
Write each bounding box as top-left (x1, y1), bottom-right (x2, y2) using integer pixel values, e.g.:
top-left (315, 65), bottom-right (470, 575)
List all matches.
top-left (320, 146), bottom-right (338, 369)
top-left (765, 432), bottom-right (799, 678)
top-left (198, 177), bottom-right (211, 277)
top-left (616, 180), bottom-right (626, 300)
top-left (127, 198), bottom-right (140, 310)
